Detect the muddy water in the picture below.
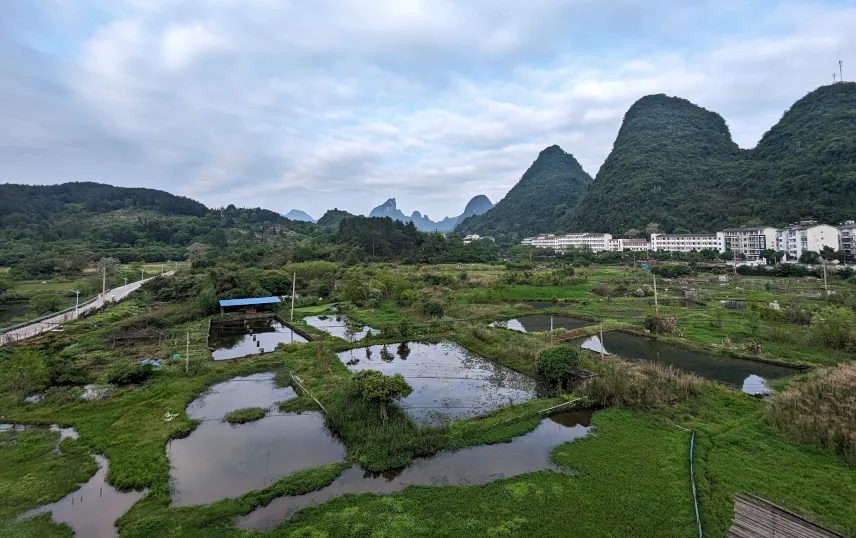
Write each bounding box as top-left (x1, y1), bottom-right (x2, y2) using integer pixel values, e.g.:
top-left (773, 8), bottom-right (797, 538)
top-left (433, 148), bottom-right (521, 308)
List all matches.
top-left (168, 373), bottom-right (345, 506)
top-left (337, 341), bottom-right (549, 424)
top-left (209, 318), bottom-right (307, 360)
top-left (1, 425), bottom-right (147, 538)
top-left (236, 410), bottom-right (593, 531)
top-left (575, 332), bottom-right (798, 394)
top-left (490, 314), bottom-right (592, 333)
top-left (303, 315), bottom-right (377, 342)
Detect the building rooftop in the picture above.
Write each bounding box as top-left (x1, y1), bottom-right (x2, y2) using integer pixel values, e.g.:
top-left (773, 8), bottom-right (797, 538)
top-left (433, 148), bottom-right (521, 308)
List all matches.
top-left (722, 227), bottom-right (772, 232)
top-left (218, 297), bottom-right (282, 307)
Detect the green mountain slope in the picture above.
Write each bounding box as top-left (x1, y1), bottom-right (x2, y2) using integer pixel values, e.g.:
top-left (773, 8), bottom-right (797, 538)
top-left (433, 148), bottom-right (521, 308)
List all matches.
top-left (455, 145), bottom-right (592, 241)
top-left (564, 83), bottom-right (856, 234)
top-left (317, 208), bottom-right (356, 230)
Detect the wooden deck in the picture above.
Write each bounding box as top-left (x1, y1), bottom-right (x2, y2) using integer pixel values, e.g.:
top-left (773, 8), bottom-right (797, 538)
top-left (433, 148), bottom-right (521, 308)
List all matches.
top-left (728, 495), bottom-right (848, 538)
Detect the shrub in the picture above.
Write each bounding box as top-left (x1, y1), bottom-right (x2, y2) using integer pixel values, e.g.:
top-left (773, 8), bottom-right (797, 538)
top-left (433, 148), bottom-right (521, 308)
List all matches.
top-left (106, 363), bottom-right (154, 386)
top-left (399, 319), bottom-right (411, 338)
top-left (591, 284), bottom-right (613, 297)
top-left (652, 264), bottom-right (693, 278)
top-left (350, 370), bottom-right (413, 423)
top-left (582, 357), bottom-right (703, 407)
top-left (769, 362), bottom-right (856, 466)
top-left (422, 301), bottom-right (444, 318)
top-left (811, 306), bottom-right (856, 350)
top-left (537, 345), bottom-right (581, 384)
top-left (645, 314), bottom-right (677, 334)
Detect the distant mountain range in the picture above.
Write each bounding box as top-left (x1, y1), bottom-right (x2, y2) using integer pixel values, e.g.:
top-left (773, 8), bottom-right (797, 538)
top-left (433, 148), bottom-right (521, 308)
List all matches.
top-left (283, 209), bottom-right (316, 223)
top-left (368, 195), bottom-right (493, 232)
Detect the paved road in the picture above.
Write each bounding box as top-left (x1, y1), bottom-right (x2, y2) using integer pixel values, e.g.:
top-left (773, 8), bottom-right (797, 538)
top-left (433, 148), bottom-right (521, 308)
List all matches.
top-left (0, 272), bottom-right (173, 346)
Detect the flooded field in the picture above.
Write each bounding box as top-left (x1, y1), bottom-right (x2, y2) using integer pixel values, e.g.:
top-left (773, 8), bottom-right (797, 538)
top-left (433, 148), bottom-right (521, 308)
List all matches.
top-left (209, 317), bottom-right (307, 360)
top-left (1, 424), bottom-right (146, 538)
top-left (236, 410), bottom-right (593, 531)
top-left (337, 341), bottom-right (549, 424)
top-left (575, 331), bottom-right (799, 394)
top-left (491, 314), bottom-right (592, 333)
top-left (303, 315), bottom-right (377, 341)
top-left (168, 373), bottom-right (345, 506)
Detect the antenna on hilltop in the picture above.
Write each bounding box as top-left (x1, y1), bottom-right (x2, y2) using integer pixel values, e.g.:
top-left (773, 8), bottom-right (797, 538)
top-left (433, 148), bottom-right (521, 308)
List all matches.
top-left (839, 60), bottom-right (844, 82)
top-left (833, 73), bottom-right (837, 84)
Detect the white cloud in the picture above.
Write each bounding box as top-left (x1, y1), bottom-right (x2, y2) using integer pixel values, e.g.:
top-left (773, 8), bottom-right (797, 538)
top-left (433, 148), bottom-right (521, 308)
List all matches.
top-left (0, 0), bottom-right (854, 218)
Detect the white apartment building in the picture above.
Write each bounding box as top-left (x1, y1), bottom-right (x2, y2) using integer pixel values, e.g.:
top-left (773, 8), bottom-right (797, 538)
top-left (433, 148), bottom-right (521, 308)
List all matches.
top-left (721, 227), bottom-right (777, 260)
top-left (775, 222), bottom-right (838, 261)
top-left (608, 238), bottom-right (651, 252)
top-left (650, 233), bottom-right (725, 253)
top-left (839, 221), bottom-right (856, 263)
top-left (522, 233), bottom-right (614, 252)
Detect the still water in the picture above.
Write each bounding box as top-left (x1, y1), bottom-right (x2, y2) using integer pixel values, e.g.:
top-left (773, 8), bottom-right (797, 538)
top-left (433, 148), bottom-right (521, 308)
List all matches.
top-left (337, 341), bottom-right (549, 424)
top-left (491, 314), bottom-right (592, 333)
top-left (168, 373), bottom-right (345, 506)
top-left (236, 410), bottom-right (593, 531)
top-left (303, 315), bottom-right (377, 342)
top-left (209, 317), bottom-right (307, 360)
top-left (1, 424), bottom-right (147, 538)
top-left (575, 331), bottom-right (798, 394)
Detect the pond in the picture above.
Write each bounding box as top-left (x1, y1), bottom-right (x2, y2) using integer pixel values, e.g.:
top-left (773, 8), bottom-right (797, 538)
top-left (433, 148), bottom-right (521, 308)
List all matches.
top-left (303, 315), bottom-right (377, 342)
top-left (575, 331), bottom-right (799, 394)
top-left (337, 341), bottom-right (549, 424)
top-left (490, 314), bottom-right (592, 333)
top-left (2, 424), bottom-right (147, 538)
top-left (168, 373), bottom-right (345, 506)
top-left (235, 409), bottom-right (593, 531)
top-left (209, 317), bottom-right (308, 360)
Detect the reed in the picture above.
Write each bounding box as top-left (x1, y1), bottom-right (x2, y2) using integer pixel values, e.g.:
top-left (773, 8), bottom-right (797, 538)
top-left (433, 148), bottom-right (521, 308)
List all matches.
top-left (581, 356), bottom-right (704, 408)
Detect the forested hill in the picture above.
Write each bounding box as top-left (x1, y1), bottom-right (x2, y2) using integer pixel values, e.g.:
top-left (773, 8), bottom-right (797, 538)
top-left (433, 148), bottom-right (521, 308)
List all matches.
top-left (455, 145), bottom-right (592, 242)
top-left (0, 182), bottom-right (320, 278)
top-left (563, 82), bottom-right (856, 234)
top-left (0, 182), bottom-right (208, 228)
top-left (317, 208), bottom-right (356, 229)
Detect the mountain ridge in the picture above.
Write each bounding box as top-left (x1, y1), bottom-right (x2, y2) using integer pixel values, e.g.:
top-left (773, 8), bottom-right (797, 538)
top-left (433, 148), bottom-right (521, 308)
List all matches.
top-left (367, 195), bottom-right (493, 232)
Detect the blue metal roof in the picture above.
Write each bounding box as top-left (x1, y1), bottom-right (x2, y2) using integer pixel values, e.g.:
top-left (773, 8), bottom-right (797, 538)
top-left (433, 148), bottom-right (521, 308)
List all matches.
top-left (218, 297), bottom-right (281, 307)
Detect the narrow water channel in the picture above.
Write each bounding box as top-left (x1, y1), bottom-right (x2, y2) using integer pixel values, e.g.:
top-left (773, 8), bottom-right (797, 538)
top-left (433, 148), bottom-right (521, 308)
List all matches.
top-left (168, 373), bottom-right (345, 506)
top-left (235, 410), bottom-right (593, 531)
top-left (575, 331), bottom-right (798, 394)
top-left (303, 315), bottom-right (377, 341)
top-left (491, 314), bottom-right (592, 333)
top-left (337, 341), bottom-right (550, 424)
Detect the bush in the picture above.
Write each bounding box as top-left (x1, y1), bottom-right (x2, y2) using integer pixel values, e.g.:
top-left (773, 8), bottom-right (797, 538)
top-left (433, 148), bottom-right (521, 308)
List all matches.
top-left (422, 301), bottom-right (444, 318)
top-left (645, 314), bottom-right (677, 334)
top-left (582, 357), bottom-right (703, 408)
top-left (591, 284), bottom-right (613, 297)
top-left (537, 345), bottom-right (581, 384)
top-left (811, 306), bottom-right (856, 350)
top-left (224, 407), bottom-right (267, 424)
top-left (106, 363), bottom-right (154, 386)
top-left (770, 362), bottom-right (856, 466)
top-left (651, 265), bottom-right (693, 278)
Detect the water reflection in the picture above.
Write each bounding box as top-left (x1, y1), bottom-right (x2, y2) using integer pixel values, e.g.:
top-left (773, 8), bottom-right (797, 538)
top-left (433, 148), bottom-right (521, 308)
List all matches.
top-left (337, 341), bottom-right (550, 424)
top-left (491, 315), bottom-right (591, 333)
top-left (236, 410), bottom-right (592, 531)
top-left (576, 332), bottom-right (797, 395)
top-left (303, 315), bottom-right (377, 342)
top-left (209, 318), bottom-right (307, 360)
top-left (168, 374), bottom-right (345, 506)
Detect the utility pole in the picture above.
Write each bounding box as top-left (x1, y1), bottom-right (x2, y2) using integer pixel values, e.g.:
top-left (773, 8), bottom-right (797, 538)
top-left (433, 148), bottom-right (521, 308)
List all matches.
top-left (102, 266), bottom-right (106, 296)
top-left (599, 322), bottom-right (605, 359)
top-left (653, 272), bottom-right (659, 314)
top-left (840, 60), bottom-right (844, 82)
top-left (822, 259), bottom-right (829, 296)
top-left (550, 315), bottom-right (554, 345)
top-left (73, 290), bottom-right (80, 319)
top-left (185, 332), bottom-right (190, 373)
top-left (124, 278), bottom-right (128, 286)
top-left (140, 268), bottom-right (144, 282)
top-left (290, 273), bottom-right (296, 322)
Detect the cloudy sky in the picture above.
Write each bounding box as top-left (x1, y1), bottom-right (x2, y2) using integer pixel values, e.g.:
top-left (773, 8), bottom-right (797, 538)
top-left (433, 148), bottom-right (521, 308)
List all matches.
top-left (0, 1), bottom-right (853, 220)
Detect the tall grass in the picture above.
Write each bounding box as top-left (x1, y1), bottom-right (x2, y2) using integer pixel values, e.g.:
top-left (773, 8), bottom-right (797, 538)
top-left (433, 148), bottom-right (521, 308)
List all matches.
top-left (581, 356), bottom-right (704, 408)
top-left (769, 362), bottom-right (856, 466)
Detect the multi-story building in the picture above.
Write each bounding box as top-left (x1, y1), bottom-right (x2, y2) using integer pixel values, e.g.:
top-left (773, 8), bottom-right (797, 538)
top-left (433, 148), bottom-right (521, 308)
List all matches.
top-left (650, 233), bottom-right (725, 253)
top-left (721, 227), bottom-right (777, 260)
top-left (608, 238), bottom-right (651, 252)
top-left (838, 221), bottom-right (856, 263)
top-left (775, 222), bottom-right (839, 261)
top-left (522, 233), bottom-right (614, 252)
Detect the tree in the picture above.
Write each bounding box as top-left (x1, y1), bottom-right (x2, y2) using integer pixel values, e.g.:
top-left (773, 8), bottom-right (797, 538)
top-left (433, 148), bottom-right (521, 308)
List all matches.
top-left (187, 242), bottom-right (207, 264)
top-left (811, 306), bottom-right (855, 350)
top-left (96, 256), bottom-right (120, 275)
top-left (799, 251), bottom-right (821, 264)
top-left (644, 222), bottom-right (661, 237)
top-left (28, 292), bottom-right (64, 315)
top-left (537, 345), bottom-right (581, 386)
top-left (350, 370), bottom-right (413, 423)
top-left (625, 228), bottom-right (641, 238)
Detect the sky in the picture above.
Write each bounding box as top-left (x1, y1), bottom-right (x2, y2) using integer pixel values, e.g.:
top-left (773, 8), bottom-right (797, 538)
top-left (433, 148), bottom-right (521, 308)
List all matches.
top-left (0, 1), bottom-right (854, 221)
